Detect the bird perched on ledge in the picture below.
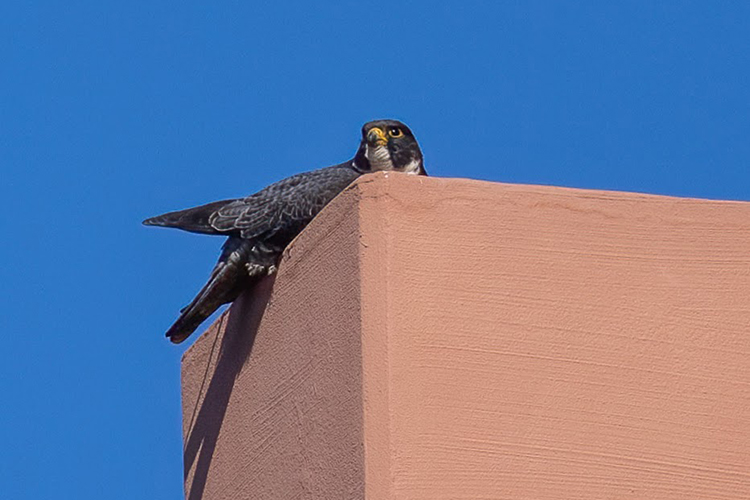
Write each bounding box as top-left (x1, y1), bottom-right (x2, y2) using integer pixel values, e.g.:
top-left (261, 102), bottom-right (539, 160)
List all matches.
top-left (143, 119), bottom-right (427, 344)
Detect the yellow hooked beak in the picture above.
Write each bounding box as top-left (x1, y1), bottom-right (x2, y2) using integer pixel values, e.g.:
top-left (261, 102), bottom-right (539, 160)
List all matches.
top-left (366, 127), bottom-right (388, 147)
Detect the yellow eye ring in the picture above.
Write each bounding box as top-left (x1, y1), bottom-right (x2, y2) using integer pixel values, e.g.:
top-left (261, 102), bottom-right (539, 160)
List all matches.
top-left (388, 127), bottom-right (403, 138)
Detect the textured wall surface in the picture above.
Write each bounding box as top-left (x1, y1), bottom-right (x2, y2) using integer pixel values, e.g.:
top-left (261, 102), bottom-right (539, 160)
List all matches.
top-left (180, 184), bottom-right (365, 500)
top-left (182, 173), bottom-right (750, 499)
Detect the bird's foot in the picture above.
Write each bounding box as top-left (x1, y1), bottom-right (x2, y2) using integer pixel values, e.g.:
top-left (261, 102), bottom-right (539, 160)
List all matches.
top-left (245, 263), bottom-right (277, 278)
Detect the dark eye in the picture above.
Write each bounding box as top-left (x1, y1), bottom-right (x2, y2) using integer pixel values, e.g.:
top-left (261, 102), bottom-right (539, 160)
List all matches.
top-left (388, 127), bottom-right (403, 138)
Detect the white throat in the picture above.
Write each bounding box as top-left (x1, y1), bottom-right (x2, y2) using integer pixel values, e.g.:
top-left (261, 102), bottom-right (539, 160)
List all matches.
top-left (365, 145), bottom-right (394, 171)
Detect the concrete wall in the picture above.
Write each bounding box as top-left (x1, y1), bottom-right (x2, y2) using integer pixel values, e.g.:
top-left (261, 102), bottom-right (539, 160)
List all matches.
top-left (181, 173), bottom-right (750, 499)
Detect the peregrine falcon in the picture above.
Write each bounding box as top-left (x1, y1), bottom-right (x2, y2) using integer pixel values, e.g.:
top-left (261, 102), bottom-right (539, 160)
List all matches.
top-left (144, 119), bottom-right (426, 344)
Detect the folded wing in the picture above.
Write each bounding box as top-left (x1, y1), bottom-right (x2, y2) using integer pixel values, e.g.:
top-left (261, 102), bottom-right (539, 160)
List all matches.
top-left (142, 199), bottom-right (236, 235)
top-left (143, 164), bottom-right (361, 242)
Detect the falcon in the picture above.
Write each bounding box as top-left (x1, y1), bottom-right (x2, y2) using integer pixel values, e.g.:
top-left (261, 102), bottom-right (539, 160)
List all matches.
top-left (144, 119), bottom-right (427, 343)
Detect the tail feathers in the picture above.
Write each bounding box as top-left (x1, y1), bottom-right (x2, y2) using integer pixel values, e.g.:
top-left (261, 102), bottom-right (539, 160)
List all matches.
top-left (166, 307), bottom-right (212, 345)
top-left (143, 199), bottom-right (236, 235)
top-left (165, 261), bottom-right (244, 344)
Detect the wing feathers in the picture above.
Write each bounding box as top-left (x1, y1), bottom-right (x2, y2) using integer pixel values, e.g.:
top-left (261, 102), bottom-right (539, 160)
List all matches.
top-left (142, 199), bottom-right (236, 235)
top-left (143, 164), bottom-right (360, 239)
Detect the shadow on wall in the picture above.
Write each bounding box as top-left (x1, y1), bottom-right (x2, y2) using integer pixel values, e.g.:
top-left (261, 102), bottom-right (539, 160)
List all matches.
top-left (181, 276), bottom-right (276, 500)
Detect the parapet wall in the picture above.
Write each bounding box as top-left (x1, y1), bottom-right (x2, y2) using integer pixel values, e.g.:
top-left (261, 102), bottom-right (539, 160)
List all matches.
top-left (181, 173), bottom-right (750, 499)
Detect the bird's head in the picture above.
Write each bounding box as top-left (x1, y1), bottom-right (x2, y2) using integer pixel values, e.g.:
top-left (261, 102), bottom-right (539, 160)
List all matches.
top-left (353, 119), bottom-right (426, 175)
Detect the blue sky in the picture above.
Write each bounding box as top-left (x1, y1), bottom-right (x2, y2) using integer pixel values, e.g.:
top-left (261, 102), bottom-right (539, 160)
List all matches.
top-left (2, 2), bottom-right (749, 498)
